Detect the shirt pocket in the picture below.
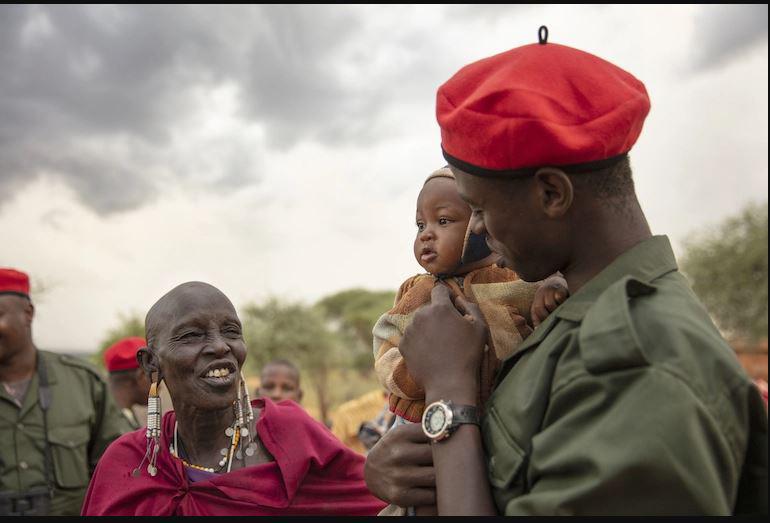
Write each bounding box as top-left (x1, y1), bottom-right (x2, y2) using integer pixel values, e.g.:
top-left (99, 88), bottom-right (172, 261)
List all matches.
top-left (484, 406), bottom-right (529, 494)
top-left (48, 424), bottom-right (91, 489)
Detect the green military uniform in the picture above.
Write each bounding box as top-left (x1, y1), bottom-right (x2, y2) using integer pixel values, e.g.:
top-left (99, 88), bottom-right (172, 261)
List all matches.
top-left (482, 235), bottom-right (768, 515)
top-left (0, 350), bottom-right (130, 515)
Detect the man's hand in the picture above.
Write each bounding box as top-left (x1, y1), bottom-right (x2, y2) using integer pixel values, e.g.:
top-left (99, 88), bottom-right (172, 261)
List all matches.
top-left (364, 423), bottom-right (436, 507)
top-left (399, 283), bottom-right (488, 399)
top-left (531, 274), bottom-right (569, 327)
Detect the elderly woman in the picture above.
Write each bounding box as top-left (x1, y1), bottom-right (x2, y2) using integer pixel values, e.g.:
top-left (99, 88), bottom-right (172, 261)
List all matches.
top-left (81, 282), bottom-right (385, 516)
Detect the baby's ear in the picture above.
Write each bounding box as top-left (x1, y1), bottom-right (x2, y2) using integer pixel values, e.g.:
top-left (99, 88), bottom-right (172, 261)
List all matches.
top-left (461, 228), bottom-right (492, 264)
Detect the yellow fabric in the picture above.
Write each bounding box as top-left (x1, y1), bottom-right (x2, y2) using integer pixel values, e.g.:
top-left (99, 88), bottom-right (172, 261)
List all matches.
top-left (329, 389), bottom-right (388, 454)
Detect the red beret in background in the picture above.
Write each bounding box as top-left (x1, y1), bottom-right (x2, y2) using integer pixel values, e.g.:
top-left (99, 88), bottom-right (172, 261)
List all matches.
top-left (437, 30), bottom-right (650, 177)
top-left (104, 336), bottom-right (147, 372)
top-left (0, 268), bottom-right (30, 297)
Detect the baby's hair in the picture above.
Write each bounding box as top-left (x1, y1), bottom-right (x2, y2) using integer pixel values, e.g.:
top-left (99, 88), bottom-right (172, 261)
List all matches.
top-left (423, 165), bottom-right (454, 185)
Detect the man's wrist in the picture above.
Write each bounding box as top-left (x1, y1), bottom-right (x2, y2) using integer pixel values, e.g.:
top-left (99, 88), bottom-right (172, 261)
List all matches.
top-left (425, 380), bottom-right (478, 406)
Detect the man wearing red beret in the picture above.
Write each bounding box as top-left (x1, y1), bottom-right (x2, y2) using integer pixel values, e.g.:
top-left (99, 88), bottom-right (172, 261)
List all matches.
top-left (103, 337), bottom-right (173, 429)
top-left (365, 29), bottom-right (767, 515)
top-left (0, 268), bottom-right (130, 516)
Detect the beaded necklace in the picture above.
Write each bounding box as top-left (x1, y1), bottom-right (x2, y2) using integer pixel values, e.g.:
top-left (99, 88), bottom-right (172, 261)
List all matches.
top-left (170, 421), bottom-right (242, 473)
top-left (168, 379), bottom-right (258, 474)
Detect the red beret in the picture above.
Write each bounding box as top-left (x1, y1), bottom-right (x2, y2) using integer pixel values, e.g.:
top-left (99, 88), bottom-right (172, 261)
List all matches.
top-left (437, 28), bottom-right (650, 177)
top-left (104, 336), bottom-right (146, 372)
top-left (0, 268), bottom-right (30, 298)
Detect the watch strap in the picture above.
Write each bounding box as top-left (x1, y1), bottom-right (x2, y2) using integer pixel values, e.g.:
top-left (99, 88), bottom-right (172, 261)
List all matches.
top-left (450, 403), bottom-right (480, 427)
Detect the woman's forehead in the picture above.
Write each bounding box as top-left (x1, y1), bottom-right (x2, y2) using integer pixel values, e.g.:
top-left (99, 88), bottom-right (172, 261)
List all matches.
top-left (148, 283), bottom-right (240, 335)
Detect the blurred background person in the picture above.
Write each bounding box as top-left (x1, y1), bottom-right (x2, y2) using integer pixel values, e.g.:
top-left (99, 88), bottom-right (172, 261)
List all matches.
top-left (1, 268), bottom-right (128, 516)
top-left (329, 389), bottom-right (388, 455)
top-left (103, 336), bottom-right (172, 429)
top-left (256, 359), bottom-right (303, 404)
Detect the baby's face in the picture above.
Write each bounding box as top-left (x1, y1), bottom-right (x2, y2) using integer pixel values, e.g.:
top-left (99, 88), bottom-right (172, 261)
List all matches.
top-left (414, 177), bottom-right (472, 275)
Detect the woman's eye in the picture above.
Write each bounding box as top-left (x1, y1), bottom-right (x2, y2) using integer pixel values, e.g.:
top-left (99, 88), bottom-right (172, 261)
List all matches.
top-left (439, 217), bottom-right (450, 225)
top-left (179, 331), bottom-right (203, 341)
top-left (224, 329), bottom-right (241, 338)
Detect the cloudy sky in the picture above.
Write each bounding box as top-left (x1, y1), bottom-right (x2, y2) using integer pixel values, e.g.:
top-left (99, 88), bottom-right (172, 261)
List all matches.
top-left (1, 4), bottom-right (767, 353)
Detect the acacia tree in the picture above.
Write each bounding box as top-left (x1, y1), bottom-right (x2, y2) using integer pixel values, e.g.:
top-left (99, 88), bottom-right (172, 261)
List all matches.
top-left (316, 288), bottom-right (396, 372)
top-left (240, 298), bottom-right (342, 424)
top-left (681, 202), bottom-right (768, 342)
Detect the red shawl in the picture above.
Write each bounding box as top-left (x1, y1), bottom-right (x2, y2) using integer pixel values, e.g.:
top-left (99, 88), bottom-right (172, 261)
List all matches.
top-left (81, 398), bottom-right (386, 515)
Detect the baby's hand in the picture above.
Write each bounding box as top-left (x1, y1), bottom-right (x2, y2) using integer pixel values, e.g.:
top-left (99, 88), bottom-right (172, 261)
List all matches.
top-left (531, 275), bottom-right (569, 327)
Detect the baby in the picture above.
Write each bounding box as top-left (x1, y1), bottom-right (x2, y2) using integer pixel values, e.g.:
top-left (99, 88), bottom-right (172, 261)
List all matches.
top-left (373, 166), bottom-right (568, 425)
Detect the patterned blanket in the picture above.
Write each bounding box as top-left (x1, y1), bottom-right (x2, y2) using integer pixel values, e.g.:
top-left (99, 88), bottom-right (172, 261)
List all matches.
top-left (373, 264), bottom-right (538, 422)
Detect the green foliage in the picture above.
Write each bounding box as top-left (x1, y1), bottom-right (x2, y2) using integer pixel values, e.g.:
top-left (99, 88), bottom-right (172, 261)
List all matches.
top-left (92, 312), bottom-right (145, 368)
top-left (241, 298), bottom-right (340, 375)
top-left (681, 202), bottom-right (768, 341)
top-left (240, 289), bottom-right (395, 422)
top-left (317, 288), bottom-right (396, 371)
top-left (241, 298), bottom-right (342, 423)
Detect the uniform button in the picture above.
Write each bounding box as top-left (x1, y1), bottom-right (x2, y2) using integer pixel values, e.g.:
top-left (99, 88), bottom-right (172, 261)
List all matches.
top-left (19, 461), bottom-right (29, 470)
top-left (17, 423), bottom-right (24, 430)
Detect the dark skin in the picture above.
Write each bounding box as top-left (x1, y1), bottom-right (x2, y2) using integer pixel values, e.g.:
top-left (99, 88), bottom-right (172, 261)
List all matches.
top-left (138, 282), bottom-right (273, 472)
top-left (258, 363), bottom-right (303, 404)
top-left (364, 166), bottom-right (652, 515)
top-left (0, 294), bottom-right (37, 384)
top-left (416, 176), bottom-right (568, 322)
top-left (415, 177), bottom-right (499, 276)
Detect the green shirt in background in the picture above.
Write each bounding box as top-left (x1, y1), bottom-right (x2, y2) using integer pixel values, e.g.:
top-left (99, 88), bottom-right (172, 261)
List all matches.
top-left (0, 350), bottom-right (131, 516)
top-left (483, 235), bottom-right (768, 515)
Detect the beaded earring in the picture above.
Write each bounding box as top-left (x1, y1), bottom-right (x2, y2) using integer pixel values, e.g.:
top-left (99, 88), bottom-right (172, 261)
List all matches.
top-left (240, 372), bottom-right (258, 457)
top-left (133, 374), bottom-right (162, 477)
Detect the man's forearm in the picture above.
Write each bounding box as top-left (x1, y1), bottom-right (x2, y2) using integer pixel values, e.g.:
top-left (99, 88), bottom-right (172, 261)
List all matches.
top-left (426, 387), bottom-right (497, 515)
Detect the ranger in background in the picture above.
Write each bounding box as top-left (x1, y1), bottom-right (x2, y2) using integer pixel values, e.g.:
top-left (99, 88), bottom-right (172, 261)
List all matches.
top-left (0, 268), bottom-right (129, 516)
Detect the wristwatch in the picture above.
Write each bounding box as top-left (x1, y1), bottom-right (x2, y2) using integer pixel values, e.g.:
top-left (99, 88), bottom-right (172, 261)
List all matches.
top-left (422, 400), bottom-right (480, 442)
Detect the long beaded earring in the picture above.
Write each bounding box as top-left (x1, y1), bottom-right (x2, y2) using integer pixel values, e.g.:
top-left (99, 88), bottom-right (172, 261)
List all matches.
top-left (240, 372), bottom-right (257, 457)
top-left (133, 374), bottom-right (162, 477)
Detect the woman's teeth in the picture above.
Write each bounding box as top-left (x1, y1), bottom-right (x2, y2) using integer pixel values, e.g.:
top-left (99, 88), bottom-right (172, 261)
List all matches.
top-left (206, 368), bottom-right (231, 378)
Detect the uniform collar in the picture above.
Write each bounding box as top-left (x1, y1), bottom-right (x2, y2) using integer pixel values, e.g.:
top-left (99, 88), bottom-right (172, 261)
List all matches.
top-left (554, 235), bottom-right (679, 323)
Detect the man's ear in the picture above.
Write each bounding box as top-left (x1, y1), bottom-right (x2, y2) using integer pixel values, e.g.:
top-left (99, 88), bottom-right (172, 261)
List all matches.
top-left (533, 167), bottom-right (573, 219)
top-left (297, 388), bottom-right (304, 403)
top-left (23, 299), bottom-right (34, 326)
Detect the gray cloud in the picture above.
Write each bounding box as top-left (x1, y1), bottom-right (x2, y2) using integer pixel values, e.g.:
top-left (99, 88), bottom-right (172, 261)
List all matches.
top-left (691, 4), bottom-right (768, 72)
top-left (0, 5), bottom-right (442, 214)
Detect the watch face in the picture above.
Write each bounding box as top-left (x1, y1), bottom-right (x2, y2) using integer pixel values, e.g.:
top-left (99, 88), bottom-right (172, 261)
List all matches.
top-left (423, 402), bottom-right (451, 439)
top-left (429, 408), bottom-right (445, 433)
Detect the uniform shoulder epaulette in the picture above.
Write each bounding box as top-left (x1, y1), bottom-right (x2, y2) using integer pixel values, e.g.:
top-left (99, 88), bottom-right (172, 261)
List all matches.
top-left (57, 353), bottom-right (108, 382)
top-left (579, 276), bottom-right (656, 375)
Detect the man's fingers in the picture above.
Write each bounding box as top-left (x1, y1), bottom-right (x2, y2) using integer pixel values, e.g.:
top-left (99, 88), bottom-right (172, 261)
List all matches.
top-left (454, 294), bottom-right (484, 324)
top-left (430, 283), bottom-right (453, 307)
top-left (401, 464), bottom-right (436, 488)
top-left (390, 487), bottom-right (436, 508)
top-left (400, 422), bottom-right (431, 443)
top-left (531, 303), bottom-right (547, 323)
top-left (544, 290), bottom-right (557, 311)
